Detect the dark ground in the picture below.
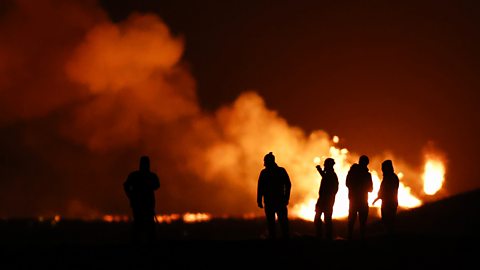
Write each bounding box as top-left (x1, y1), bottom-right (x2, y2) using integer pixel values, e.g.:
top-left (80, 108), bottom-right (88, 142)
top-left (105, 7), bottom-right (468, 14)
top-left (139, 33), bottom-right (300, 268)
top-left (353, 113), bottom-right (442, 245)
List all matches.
top-left (1, 189), bottom-right (479, 269)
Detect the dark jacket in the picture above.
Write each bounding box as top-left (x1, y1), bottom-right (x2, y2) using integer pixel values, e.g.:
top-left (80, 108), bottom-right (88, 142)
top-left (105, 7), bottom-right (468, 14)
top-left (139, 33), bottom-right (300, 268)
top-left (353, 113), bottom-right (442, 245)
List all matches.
top-left (318, 169), bottom-right (339, 201)
top-left (124, 170), bottom-right (160, 210)
top-left (346, 164), bottom-right (373, 202)
top-left (378, 173), bottom-right (399, 206)
top-left (257, 164), bottom-right (291, 207)
top-left (316, 168), bottom-right (339, 211)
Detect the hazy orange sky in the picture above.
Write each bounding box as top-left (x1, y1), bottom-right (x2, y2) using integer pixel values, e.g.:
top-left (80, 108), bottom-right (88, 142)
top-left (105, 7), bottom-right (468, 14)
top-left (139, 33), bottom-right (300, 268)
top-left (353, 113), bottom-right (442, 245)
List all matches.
top-left (100, 0), bottom-right (479, 192)
top-left (0, 0), bottom-right (478, 218)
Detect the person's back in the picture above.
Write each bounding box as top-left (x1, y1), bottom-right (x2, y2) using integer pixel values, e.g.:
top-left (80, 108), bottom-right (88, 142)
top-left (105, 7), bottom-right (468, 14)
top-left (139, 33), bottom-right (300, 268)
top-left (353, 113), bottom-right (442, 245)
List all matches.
top-left (346, 163), bottom-right (372, 203)
top-left (124, 156), bottom-right (160, 244)
top-left (258, 165), bottom-right (291, 207)
top-left (124, 169), bottom-right (160, 210)
top-left (319, 169), bottom-right (339, 201)
top-left (346, 155), bottom-right (373, 240)
top-left (257, 152), bottom-right (291, 239)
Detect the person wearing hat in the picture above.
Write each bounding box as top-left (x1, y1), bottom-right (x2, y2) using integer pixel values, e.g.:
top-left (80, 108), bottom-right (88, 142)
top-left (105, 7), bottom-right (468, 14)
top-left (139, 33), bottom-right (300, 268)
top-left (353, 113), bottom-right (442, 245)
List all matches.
top-left (314, 158), bottom-right (339, 240)
top-left (257, 152), bottom-right (292, 239)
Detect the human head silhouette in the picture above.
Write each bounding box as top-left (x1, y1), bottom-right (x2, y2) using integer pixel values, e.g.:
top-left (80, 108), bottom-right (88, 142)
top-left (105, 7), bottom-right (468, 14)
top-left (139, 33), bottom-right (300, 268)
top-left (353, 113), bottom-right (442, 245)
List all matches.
top-left (359, 155), bottom-right (369, 167)
top-left (139, 156), bottom-right (150, 171)
top-left (264, 152), bottom-right (276, 167)
top-left (382, 160), bottom-right (394, 174)
top-left (324, 158), bottom-right (335, 169)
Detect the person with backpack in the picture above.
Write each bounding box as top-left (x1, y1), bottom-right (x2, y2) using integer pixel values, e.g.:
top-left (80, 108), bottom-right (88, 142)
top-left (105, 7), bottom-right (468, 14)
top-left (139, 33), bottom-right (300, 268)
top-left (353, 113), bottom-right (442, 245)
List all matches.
top-left (257, 152), bottom-right (292, 239)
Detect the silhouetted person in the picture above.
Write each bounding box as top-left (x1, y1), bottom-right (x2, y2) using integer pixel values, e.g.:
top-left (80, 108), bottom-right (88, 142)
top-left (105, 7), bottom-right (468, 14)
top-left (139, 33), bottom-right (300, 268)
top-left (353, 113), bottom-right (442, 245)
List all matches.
top-left (373, 160), bottom-right (400, 236)
top-left (124, 155), bottom-right (160, 244)
top-left (257, 152), bottom-right (292, 239)
top-left (314, 158), bottom-right (339, 240)
top-left (346, 155), bottom-right (373, 240)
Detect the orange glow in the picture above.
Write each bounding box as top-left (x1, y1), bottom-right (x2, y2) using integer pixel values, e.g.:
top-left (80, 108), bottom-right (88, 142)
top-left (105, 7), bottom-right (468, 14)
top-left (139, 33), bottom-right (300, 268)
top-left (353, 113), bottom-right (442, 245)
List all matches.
top-left (155, 214), bottom-right (181, 223)
top-left (102, 215), bottom-right (130, 222)
top-left (102, 213), bottom-right (212, 223)
top-left (422, 158), bottom-right (445, 195)
top-left (291, 144), bottom-right (428, 221)
top-left (103, 215), bottom-right (114, 222)
top-left (242, 213), bottom-right (259, 219)
top-left (182, 213), bottom-right (212, 223)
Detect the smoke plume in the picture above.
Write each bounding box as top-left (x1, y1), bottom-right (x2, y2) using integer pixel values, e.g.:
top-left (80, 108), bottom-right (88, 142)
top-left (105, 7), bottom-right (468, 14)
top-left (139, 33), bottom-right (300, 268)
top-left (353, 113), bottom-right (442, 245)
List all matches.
top-left (0, 0), bottom-right (436, 219)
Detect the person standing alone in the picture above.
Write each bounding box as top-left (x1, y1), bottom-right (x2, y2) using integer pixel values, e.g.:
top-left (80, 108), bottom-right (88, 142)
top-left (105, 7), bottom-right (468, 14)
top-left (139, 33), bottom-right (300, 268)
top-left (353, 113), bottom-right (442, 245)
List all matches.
top-left (124, 155), bottom-right (160, 244)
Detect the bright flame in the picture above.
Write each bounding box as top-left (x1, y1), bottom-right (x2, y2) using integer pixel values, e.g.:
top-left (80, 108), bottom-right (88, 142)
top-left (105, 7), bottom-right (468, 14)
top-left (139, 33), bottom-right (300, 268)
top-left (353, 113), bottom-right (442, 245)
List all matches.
top-left (291, 143), bottom-right (427, 221)
top-left (102, 213), bottom-right (212, 223)
top-left (398, 183), bottom-right (422, 207)
top-left (332, 135), bottom-right (339, 144)
top-left (182, 213), bottom-right (212, 223)
top-left (422, 158), bottom-right (445, 195)
top-left (103, 215), bottom-right (129, 222)
top-left (156, 214), bottom-right (181, 223)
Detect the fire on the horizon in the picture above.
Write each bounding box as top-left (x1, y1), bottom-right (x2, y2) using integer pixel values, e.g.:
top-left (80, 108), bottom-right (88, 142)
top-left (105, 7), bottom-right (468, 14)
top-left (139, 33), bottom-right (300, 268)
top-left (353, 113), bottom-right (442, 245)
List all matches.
top-left (289, 137), bottom-right (445, 221)
top-left (0, 1), bottom-right (449, 220)
top-left (423, 158), bottom-right (446, 195)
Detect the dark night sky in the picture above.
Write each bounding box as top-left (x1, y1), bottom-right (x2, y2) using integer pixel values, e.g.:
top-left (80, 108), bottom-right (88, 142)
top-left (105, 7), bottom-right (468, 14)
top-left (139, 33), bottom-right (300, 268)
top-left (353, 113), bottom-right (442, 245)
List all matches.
top-left (100, 0), bottom-right (480, 193)
top-left (0, 0), bottom-right (479, 218)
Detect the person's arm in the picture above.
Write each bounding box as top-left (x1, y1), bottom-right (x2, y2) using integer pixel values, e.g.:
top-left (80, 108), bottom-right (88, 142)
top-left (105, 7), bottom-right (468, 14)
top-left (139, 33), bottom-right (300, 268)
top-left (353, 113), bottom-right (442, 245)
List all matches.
top-left (346, 169), bottom-right (352, 189)
top-left (152, 174), bottom-right (160, 190)
top-left (333, 173), bottom-right (339, 194)
top-left (367, 173), bottom-right (373, 192)
top-left (373, 180), bottom-right (384, 205)
top-left (257, 172), bottom-right (264, 208)
top-left (316, 165), bottom-right (326, 178)
top-left (284, 169), bottom-right (292, 205)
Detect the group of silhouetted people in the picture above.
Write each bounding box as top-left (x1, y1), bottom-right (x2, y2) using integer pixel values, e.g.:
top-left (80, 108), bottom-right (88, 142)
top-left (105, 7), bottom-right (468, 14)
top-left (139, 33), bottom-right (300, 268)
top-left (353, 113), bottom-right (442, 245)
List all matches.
top-left (124, 153), bottom-right (399, 244)
top-left (256, 152), bottom-right (400, 241)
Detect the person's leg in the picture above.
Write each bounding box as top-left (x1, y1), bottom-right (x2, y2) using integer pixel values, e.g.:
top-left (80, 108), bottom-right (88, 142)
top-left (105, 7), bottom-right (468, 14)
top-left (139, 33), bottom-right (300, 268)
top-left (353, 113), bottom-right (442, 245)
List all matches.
top-left (359, 203), bottom-right (369, 240)
top-left (277, 206), bottom-right (290, 239)
top-left (381, 204), bottom-right (397, 235)
top-left (347, 201), bottom-right (357, 240)
top-left (314, 210), bottom-right (323, 239)
top-left (324, 209), bottom-right (333, 240)
top-left (146, 213), bottom-right (156, 244)
top-left (131, 209), bottom-right (142, 244)
top-left (390, 205), bottom-right (397, 235)
top-left (264, 206), bottom-right (276, 239)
